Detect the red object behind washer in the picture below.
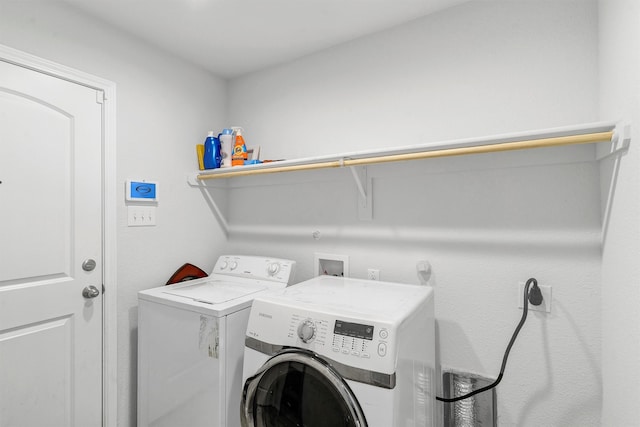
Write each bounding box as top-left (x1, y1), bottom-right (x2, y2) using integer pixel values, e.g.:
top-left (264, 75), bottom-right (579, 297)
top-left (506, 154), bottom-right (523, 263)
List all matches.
top-left (165, 263), bottom-right (208, 285)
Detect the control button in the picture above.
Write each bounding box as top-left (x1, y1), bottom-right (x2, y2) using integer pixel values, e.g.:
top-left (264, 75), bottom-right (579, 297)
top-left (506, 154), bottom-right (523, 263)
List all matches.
top-left (229, 261), bottom-right (238, 270)
top-left (351, 351), bottom-right (360, 356)
top-left (361, 353), bottom-right (371, 359)
top-left (377, 343), bottom-right (387, 357)
top-left (379, 329), bottom-right (388, 339)
top-left (220, 261), bottom-right (228, 270)
top-left (341, 349), bottom-right (349, 354)
top-left (332, 347), bottom-right (340, 352)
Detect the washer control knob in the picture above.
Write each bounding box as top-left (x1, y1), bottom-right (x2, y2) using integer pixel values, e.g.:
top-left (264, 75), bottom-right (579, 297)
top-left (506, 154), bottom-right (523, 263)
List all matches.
top-left (267, 262), bottom-right (280, 276)
top-left (220, 261), bottom-right (228, 270)
top-left (297, 320), bottom-right (316, 343)
top-left (229, 261), bottom-right (238, 270)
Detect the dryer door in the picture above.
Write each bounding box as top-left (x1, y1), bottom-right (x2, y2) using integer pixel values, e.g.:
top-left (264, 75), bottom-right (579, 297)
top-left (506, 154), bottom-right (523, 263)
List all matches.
top-left (241, 348), bottom-right (367, 427)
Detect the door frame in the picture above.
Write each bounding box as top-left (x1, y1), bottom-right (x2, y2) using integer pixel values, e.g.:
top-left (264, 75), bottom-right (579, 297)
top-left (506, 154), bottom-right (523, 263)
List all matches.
top-left (0, 43), bottom-right (117, 427)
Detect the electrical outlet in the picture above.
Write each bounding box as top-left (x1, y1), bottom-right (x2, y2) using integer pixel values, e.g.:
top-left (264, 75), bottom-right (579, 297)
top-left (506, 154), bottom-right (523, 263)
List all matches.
top-left (517, 282), bottom-right (552, 313)
top-left (368, 269), bottom-right (380, 281)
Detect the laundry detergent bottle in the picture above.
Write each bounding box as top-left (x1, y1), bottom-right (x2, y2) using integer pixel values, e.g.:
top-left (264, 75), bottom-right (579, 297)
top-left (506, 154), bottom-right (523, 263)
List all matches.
top-left (231, 127), bottom-right (248, 166)
top-left (203, 131), bottom-right (222, 169)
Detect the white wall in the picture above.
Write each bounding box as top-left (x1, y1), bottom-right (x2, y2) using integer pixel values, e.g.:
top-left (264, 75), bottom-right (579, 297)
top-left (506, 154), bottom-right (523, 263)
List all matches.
top-left (1, 1), bottom-right (624, 426)
top-left (598, 0), bottom-right (640, 424)
top-left (229, 1), bottom-right (597, 160)
top-left (226, 2), bottom-right (603, 425)
top-left (0, 3), bottom-right (228, 426)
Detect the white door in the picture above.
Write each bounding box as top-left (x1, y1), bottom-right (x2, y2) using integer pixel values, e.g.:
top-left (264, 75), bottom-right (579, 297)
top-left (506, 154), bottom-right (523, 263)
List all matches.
top-left (0, 59), bottom-right (103, 426)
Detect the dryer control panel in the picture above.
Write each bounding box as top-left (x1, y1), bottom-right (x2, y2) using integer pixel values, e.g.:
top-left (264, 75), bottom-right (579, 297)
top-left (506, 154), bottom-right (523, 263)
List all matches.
top-left (258, 306), bottom-right (396, 373)
top-left (247, 298), bottom-right (398, 373)
top-left (330, 319), bottom-right (391, 359)
top-left (212, 255), bottom-right (296, 284)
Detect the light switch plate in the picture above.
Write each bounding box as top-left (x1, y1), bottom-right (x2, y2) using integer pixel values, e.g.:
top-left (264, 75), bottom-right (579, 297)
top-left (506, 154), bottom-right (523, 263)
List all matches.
top-left (127, 205), bottom-right (156, 226)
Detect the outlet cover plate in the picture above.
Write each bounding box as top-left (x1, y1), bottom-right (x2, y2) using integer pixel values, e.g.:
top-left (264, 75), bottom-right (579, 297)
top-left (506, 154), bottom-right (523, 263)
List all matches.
top-left (517, 282), bottom-right (552, 313)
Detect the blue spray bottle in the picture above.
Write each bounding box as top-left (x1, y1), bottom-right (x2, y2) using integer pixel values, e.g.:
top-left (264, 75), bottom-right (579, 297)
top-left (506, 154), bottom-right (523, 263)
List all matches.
top-left (203, 131), bottom-right (222, 169)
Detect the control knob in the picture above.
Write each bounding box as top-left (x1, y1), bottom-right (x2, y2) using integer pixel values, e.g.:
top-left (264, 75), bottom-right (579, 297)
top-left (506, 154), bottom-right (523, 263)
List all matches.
top-left (267, 262), bottom-right (280, 276)
top-left (297, 320), bottom-right (316, 343)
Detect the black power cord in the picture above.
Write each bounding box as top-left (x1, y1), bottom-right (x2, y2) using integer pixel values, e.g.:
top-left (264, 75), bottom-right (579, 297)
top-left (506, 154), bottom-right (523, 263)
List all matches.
top-left (436, 277), bottom-right (542, 403)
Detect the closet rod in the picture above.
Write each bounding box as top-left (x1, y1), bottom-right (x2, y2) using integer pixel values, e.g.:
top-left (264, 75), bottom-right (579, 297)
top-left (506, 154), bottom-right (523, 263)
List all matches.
top-left (197, 130), bottom-right (615, 180)
top-left (198, 159), bottom-right (347, 179)
top-left (346, 130), bottom-right (614, 167)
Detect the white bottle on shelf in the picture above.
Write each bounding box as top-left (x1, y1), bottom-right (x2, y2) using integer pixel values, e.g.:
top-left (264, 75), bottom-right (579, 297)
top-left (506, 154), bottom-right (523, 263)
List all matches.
top-left (219, 128), bottom-right (234, 168)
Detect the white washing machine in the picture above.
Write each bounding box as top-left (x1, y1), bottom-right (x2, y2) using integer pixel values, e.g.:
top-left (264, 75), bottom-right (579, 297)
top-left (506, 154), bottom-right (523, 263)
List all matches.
top-left (137, 255), bottom-right (296, 427)
top-left (240, 275), bottom-right (435, 427)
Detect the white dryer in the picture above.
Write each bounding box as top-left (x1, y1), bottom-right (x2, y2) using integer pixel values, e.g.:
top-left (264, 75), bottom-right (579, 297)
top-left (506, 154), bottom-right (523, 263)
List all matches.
top-left (137, 255), bottom-right (296, 427)
top-left (241, 275), bottom-right (435, 427)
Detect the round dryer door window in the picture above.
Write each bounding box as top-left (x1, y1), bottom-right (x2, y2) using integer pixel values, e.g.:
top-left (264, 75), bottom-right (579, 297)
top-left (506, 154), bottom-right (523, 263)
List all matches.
top-left (241, 349), bottom-right (367, 427)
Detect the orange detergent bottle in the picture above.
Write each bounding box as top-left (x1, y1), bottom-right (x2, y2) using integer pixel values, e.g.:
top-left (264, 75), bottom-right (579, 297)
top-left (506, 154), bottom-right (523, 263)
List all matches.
top-left (231, 127), bottom-right (248, 166)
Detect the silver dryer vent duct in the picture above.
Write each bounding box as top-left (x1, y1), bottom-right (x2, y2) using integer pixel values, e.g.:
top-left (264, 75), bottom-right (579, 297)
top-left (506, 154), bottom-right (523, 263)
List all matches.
top-left (443, 370), bottom-right (497, 427)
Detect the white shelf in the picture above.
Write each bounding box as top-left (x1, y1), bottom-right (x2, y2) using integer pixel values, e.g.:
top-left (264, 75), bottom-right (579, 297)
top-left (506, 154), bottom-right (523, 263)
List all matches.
top-left (190, 121), bottom-right (620, 183)
top-left (187, 121), bottom-right (629, 229)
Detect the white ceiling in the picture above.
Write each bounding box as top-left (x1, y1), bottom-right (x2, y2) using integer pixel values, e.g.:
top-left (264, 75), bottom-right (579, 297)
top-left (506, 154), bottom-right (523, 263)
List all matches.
top-left (61, 0), bottom-right (469, 78)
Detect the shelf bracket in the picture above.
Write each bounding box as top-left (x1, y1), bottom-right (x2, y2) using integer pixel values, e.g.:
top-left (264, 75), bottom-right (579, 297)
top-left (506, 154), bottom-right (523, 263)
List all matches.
top-left (186, 172), bottom-right (201, 187)
top-left (186, 174), bottom-right (229, 236)
top-left (596, 123), bottom-right (631, 160)
top-left (349, 166), bottom-right (372, 220)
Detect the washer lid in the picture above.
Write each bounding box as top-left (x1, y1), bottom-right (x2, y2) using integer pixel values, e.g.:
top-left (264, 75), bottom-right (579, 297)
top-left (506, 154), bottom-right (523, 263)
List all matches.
top-left (162, 279), bottom-right (267, 304)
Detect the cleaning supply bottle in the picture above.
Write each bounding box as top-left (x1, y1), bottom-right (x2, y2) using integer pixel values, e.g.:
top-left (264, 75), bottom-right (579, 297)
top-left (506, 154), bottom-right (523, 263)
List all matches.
top-left (203, 131), bottom-right (222, 169)
top-left (219, 128), bottom-right (234, 168)
top-left (231, 127), bottom-right (248, 166)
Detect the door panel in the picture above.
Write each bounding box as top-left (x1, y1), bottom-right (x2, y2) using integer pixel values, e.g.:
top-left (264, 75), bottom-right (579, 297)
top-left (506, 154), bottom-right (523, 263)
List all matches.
top-left (0, 87), bottom-right (71, 281)
top-left (0, 60), bottom-right (103, 426)
top-left (1, 316), bottom-right (73, 427)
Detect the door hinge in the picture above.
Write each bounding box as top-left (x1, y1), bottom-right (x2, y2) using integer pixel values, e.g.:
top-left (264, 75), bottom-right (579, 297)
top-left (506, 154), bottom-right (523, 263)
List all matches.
top-left (102, 284), bottom-right (105, 294)
top-left (96, 90), bottom-right (105, 104)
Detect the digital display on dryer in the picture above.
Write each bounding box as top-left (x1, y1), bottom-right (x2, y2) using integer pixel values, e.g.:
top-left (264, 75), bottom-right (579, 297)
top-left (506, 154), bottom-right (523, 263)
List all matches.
top-left (334, 320), bottom-right (374, 340)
